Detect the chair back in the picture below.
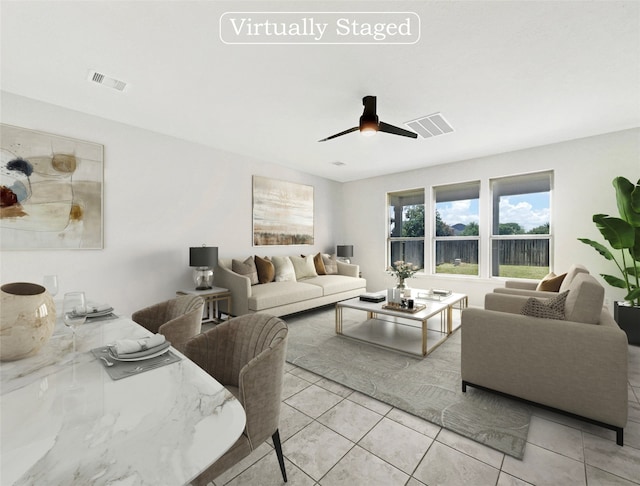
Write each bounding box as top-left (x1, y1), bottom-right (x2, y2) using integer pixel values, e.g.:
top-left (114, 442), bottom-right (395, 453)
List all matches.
top-left (166, 294), bottom-right (205, 320)
top-left (132, 294), bottom-right (204, 352)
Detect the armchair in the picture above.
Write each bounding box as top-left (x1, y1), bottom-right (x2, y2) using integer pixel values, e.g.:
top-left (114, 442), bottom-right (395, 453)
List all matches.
top-left (461, 273), bottom-right (628, 445)
top-left (185, 313), bottom-right (289, 485)
top-left (494, 263), bottom-right (589, 298)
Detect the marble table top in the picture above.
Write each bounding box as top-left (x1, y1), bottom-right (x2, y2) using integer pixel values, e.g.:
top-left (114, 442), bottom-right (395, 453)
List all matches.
top-left (0, 315), bottom-right (246, 485)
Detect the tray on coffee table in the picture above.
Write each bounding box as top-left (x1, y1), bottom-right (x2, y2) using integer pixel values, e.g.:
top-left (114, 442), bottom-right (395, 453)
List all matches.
top-left (381, 303), bottom-right (426, 314)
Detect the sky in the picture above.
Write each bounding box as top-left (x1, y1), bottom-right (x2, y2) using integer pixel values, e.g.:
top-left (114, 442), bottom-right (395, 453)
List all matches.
top-left (498, 193), bottom-right (550, 231)
top-left (436, 191), bottom-right (550, 231)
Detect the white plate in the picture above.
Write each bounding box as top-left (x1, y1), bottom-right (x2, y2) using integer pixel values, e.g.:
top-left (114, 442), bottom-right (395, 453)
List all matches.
top-left (108, 347), bottom-right (170, 362)
top-left (74, 308), bottom-right (114, 318)
top-left (86, 308), bottom-right (114, 317)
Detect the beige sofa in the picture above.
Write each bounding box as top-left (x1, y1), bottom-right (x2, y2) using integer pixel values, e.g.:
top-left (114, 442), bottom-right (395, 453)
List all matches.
top-left (461, 271), bottom-right (628, 445)
top-left (215, 257), bottom-right (367, 317)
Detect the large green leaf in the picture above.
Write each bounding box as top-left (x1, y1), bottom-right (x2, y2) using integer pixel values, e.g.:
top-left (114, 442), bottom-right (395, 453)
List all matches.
top-left (613, 177), bottom-right (640, 227)
top-left (601, 274), bottom-right (628, 289)
top-left (631, 226), bottom-right (640, 262)
top-left (631, 178), bottom-right (640, 214)
top-left (577, 238), bottom-right (614, 260)
top-left (593, 214), bottom-right (635, 250)
top-left (626, 287), bottom-right (640, 302)
top-left (626, 265), bottom-right (639, 277)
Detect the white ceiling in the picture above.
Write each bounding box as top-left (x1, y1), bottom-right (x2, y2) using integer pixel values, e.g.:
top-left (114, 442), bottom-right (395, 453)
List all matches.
top-left (1, 1), bottom-right (639, 182)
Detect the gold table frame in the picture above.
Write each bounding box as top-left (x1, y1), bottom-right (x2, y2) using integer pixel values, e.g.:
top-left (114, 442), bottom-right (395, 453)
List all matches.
top-left (336, 291), bottom-right (468, 357)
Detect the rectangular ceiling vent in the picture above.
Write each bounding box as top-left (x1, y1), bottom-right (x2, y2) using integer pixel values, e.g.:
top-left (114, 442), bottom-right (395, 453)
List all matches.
top-left (405, 113), bottom-right (454, 139)
top-left (88, 70), bottom-right (127, 91)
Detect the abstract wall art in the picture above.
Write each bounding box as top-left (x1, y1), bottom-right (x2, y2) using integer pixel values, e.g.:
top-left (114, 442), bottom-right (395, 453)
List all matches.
top-left (0, 124), bottom-right (104, 249)
top-left (252, 175), bottom-right (314, 246)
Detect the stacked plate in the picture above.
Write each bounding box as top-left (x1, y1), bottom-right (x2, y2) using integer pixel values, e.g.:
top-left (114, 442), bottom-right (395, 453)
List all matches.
top-left (85, 304), bottom-right (114, 318)
top-left (107, 339), bottom-right (171, 362)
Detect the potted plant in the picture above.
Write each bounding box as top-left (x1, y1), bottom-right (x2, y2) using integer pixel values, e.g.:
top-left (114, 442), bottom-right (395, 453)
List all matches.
top-left (387, 260), bottom-right (420, 289)
top-left (578, 176), bottom-right (640, 345)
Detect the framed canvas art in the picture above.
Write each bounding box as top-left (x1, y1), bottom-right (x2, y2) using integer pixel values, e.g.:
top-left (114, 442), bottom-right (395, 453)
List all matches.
top-left (0, 124), bottom-right (104, 249)
top-left (252, 175), bottom-right (314, 246)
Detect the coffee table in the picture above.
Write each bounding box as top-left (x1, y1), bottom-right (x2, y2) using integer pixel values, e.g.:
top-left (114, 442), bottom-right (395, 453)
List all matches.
top-left (335, 290), bottom-right (468, 357)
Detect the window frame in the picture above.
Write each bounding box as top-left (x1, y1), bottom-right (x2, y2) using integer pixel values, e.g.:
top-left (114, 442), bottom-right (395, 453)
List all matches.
top-left (384, 171), bottom-right (553, 281)
top-left (387, 188), bottom-right (425, 271)
top-left (489, 171), bottom-right (553, 279)
top-left (432, 181), bottom-right (481, 276)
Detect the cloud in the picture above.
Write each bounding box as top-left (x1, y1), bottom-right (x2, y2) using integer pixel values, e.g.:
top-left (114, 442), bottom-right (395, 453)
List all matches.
top-left (436, 200), bottom-right (478, 226)
top-left (499, 197), bottom-right (549, 230)
top-left (436, 196), bottom-right (549, 231)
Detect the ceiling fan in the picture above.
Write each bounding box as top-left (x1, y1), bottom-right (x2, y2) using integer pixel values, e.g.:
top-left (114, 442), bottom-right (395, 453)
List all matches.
top-left (318, 95), bottom-right (418, 142)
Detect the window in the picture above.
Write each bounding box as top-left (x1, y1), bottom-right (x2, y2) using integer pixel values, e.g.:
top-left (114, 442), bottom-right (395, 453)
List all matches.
top-left (433, 182), bottom-right (480, 275)
top-left (491, 172), bottom-right (552, 279)
top-left (388, 189), bottom-right (425, 270)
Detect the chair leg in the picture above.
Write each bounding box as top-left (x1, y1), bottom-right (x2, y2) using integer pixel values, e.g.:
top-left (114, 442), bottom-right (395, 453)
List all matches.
top-left (272, 429), bottom-right (287, 483)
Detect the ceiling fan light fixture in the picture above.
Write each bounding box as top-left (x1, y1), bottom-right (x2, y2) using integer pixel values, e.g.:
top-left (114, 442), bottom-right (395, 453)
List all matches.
top-left (359, 115), bottom-right (379, 136)
top-left (360, 124), bottom-right (378, 136)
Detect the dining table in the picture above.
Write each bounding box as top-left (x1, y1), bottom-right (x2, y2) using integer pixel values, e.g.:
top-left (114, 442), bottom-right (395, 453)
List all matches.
top-left (0, 312), bottom-right (246, 485)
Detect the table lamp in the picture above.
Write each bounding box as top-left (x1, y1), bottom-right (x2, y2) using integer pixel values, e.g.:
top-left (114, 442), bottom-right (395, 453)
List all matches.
top-left (337, 245), bottom-right (353, 263)
top-left (189, 246), bottom-right (218, 290)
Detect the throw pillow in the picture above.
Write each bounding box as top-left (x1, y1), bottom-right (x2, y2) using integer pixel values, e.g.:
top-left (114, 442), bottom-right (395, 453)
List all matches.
top-left (322, 253), bottom-right (338, 275)
top-left (290, 255), bottom-right (318, 280)
top-left (232, 256), bottom-right (259, 285)
top-left (255, 255), bottom-right (275, 284)
top-left (535, 272), bottom-right (567, 292)
top-left (272, 256), bottom-right (297, 282)
top-left (313, 252), bottom-right (327, 275)
top-left (521, 291), bottom-right (569, 320)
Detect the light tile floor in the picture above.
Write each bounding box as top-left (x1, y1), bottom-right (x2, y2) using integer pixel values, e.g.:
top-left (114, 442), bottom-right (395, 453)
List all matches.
top-left (205, 326), bottom-right (640, 486)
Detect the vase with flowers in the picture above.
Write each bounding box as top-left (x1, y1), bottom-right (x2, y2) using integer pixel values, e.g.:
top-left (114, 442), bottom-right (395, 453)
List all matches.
top-left (387, 260), bottom-right (420, 289)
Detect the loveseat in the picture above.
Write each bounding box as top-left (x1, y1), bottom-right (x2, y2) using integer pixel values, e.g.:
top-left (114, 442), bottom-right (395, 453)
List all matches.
top-left (214, 254), bottom-right (367, 317)
top-left (461, 268), bottom-right (629, 445)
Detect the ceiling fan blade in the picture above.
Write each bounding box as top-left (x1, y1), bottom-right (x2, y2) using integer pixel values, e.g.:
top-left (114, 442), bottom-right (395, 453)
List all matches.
top-left (379, 121), bottom-right (418, 139)
top-left (318, 126), bottom-right (359, 142)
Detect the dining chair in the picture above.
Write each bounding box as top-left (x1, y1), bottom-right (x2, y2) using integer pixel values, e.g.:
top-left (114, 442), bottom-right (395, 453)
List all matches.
top-left (131, 294), bottom-right (204, 353)
top-left (184, 313), bottom-right (288, 485)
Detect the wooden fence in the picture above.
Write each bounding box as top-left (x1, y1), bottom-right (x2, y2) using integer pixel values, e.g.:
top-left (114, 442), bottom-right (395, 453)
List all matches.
top-left (436, 241), bottom-right (479, 265)
top-left (494, 239), bottom-right (549, 266)
top-left (392, 239), bottom-right (549, 268)
top-left (436, 239), bottom-right (549, 266)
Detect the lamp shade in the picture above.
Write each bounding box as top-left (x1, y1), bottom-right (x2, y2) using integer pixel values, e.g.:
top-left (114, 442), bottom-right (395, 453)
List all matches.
top-left (189, 246), bottom-right (218, 268)
top-left (336, 245), bottom-right (353, 258)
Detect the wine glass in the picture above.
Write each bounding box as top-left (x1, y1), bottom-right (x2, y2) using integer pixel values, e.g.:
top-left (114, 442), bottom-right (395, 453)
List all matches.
top-left (63, 291), bottom-right (87, 353)
top-left (43, 275), bottom-right (59, 297)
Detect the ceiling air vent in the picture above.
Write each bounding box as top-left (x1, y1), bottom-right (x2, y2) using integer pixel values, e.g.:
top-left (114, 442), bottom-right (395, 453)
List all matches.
top-left (405, 113), bottom-right (454, 139)
top-left (88, 70), bottom-right (127, 91)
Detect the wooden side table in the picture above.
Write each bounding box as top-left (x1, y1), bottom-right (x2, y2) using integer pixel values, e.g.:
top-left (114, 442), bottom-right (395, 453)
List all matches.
top-left (176, 287), bottom-right (232, 324)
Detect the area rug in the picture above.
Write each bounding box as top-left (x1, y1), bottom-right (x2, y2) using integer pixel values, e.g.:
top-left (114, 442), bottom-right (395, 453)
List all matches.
top-left (284, 307), bottom-right (531, 459)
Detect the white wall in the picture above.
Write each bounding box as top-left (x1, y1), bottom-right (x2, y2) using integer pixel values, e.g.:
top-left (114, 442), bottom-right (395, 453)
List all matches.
top-left (1, 92), bottom-right (343, 315)
top-left (3, 92), bottom-right (638, 315)
top-left (342, 128), bottom-right (640, 309)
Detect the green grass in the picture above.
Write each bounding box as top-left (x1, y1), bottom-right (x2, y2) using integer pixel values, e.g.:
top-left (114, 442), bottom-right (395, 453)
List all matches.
top-left (436, 263), bottom-right (548, 279)
top-left (496, 265), bottom-right (549, 279)
top-left (436, 263), bottom-right (479, 275)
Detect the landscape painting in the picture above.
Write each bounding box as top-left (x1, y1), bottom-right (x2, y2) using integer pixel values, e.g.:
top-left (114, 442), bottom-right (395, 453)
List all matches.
top-left (253, 175), bottom-right (314, 246)
top-left (0, 124), bottom-right (103, 249)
